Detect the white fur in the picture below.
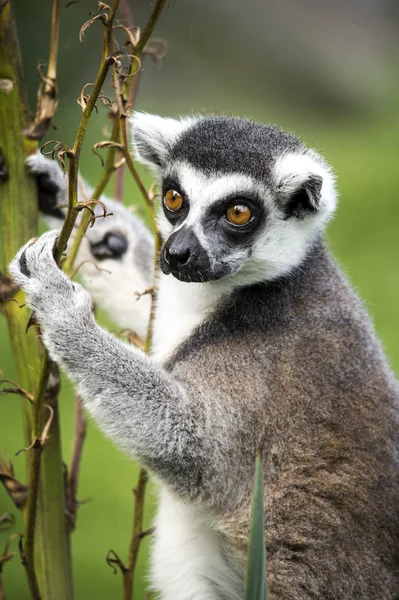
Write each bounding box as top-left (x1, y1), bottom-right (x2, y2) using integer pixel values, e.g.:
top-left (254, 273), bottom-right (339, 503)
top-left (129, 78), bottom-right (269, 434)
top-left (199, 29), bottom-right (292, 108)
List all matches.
top-left (274, 151), bottom-right (337, 220)
top-left (152, 488), bottom-right (244, 600)
top-left (130, 113), bottom-right (199, 174)
top-left (76, 205), bottom-right (153, 339)
top-left (152, 272), bottom-right (226, 363)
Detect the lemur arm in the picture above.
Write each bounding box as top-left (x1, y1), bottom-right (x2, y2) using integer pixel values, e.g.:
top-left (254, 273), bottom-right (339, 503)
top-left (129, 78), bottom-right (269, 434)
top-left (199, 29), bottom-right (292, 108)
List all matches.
top-left (27, 153), bottom-right (153, 339)
top-left (9, 231), bottom-right (249, 509)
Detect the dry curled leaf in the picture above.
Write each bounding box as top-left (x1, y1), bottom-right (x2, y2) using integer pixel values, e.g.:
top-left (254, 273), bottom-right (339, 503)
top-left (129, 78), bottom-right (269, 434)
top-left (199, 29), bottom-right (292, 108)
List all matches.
top-left (106, 549), bottom-right (127, 575)
top-left (0, 457), bottom-right (28, 510)
top-left (0, 379), bottom-right (33, 403)
top-left (79, 13), bottom-right (106, 44)
top-left (114, 24), bottom-right (140, 51)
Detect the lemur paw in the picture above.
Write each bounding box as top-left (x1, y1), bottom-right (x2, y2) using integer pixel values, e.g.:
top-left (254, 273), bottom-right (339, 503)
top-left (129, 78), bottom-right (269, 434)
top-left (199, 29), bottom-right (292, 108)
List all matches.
top-left (9, 231), bottom-right (93, 327)
top-left (26, 152), bottom-right (140, 263)
top-left (26, 152), bottom-right (67, 219)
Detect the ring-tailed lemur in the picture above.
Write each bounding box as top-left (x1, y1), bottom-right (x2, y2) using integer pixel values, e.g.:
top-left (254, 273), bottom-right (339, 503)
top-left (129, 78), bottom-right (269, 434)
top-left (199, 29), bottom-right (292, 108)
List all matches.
top-left (10, 114), bottom-right (399, 599)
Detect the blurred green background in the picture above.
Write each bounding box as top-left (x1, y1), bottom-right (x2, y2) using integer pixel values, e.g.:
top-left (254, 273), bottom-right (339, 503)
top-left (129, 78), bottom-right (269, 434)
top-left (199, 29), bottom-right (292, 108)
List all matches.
top-left (1, 0), bottom-right (398, 598)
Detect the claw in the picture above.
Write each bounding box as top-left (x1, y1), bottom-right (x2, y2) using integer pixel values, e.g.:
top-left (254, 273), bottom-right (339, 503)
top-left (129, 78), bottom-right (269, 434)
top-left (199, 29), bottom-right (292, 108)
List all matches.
top-left (19, 249), bottom-right (31, 277)
top-left (25, 312), bottom-right (38, 334)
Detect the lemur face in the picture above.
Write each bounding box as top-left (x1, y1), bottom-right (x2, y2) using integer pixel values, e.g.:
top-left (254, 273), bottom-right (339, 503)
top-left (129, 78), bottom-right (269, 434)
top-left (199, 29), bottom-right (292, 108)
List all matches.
top-left (132, 114), bottom-right (338, 285)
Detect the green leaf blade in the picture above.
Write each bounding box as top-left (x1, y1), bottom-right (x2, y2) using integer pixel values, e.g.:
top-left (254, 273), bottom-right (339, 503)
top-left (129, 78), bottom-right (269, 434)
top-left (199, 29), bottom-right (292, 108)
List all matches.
top-left (245, 454), bottom-right (267, 600)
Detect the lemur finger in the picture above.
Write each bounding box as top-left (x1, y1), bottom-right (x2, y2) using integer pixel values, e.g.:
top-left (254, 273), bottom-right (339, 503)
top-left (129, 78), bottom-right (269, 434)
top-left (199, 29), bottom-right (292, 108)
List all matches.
top-left (26, 152), bottom-right (66, 190)
top-left (9, 238), bottom-right (39, 288)
top-left (9, 231), bottom-right (62, 290)
top-left (9, 231), bottom-right (93, 327)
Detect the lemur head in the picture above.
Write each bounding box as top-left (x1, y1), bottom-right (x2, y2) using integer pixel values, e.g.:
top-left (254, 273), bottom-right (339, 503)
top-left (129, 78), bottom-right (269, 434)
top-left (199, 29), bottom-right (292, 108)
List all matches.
top-left (131, 113), bottom-right (337, 285)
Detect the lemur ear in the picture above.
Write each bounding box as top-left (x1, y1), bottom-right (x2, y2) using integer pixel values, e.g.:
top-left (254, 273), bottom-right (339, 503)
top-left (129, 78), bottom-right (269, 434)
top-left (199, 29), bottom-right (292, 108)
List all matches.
top-left (130, 112), bottom-right (197, 172)
top-left (274, 152), bottom-right (337, 220)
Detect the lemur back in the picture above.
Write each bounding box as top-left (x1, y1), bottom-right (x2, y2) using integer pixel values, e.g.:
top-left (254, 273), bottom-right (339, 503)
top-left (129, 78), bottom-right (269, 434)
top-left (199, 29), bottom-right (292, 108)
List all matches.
top-left (11, 114), bottom-right (399, 599)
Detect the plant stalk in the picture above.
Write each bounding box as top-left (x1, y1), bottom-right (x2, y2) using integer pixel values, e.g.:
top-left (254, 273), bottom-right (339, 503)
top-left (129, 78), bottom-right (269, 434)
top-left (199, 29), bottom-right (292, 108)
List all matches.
top-left (0, 2), bottom-right (73, 598)
top-left (123, 468), bottom-right (148, 600)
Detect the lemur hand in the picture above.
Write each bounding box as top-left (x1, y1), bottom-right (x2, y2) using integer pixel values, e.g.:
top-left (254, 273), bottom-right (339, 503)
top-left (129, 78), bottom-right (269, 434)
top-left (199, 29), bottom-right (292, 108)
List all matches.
top-left (9, 231), bottom-right (93, 331)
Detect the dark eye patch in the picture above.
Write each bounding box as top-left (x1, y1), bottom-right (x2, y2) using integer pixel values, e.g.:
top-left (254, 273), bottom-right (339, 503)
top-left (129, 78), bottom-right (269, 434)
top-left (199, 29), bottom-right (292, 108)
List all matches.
top-left (90, 232), bottom-right (128, 260)
top-left (161, 178), bottom-right (189, 225)
top-left (203, 194), bottom-right (266, 242)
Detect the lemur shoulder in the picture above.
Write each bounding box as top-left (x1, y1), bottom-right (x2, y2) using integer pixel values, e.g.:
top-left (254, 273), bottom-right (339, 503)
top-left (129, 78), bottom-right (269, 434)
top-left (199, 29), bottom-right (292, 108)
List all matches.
top-left (10, 114), bottom-right (399, 599)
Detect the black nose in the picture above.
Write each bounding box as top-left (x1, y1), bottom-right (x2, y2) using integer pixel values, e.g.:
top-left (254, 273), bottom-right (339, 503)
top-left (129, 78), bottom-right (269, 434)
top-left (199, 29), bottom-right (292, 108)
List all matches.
top-left (166, 246), bottom-right (191, 270)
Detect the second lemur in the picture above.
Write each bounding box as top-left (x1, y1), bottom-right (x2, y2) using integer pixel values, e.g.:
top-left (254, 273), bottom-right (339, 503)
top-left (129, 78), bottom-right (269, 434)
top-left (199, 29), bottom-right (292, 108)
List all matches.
top-left (10, 114), bottom-right (399, 599)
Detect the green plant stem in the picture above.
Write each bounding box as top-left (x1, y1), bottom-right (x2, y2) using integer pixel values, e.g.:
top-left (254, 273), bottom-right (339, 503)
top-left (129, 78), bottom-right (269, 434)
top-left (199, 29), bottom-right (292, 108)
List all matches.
top-left (24, 446), bottom-right (43, 600)
top-left (135, 0), bottom-right (167, 57)
top-left (23, 355), bottom-right (50, 600)
top-left (1, 1), bottom-right (72, 598)
top-left (46, 0), bottom-right (60, 86)
top-left (0, 0), bottom-right (39, 443)
top-left (121, 0), bottom-right (167, 103)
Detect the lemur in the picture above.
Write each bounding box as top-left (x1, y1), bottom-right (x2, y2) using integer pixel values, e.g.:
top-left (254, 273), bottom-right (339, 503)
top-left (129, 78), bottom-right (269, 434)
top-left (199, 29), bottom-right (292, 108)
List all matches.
top-left (10, 114), bottom-right (399, 599)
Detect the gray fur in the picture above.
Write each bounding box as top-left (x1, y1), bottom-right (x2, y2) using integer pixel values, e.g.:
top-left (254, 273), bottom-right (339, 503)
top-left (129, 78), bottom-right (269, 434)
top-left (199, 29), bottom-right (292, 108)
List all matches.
top-left (11, 117), bottom-right (399, 599)
top-left (170, 116), bottom-right (303, 180)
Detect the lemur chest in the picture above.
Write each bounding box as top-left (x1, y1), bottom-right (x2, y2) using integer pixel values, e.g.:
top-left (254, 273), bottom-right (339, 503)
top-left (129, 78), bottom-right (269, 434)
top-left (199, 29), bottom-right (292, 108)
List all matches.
top-left (151, 487), bottom-right (244, 600)
top-left (151, 274), bottom-right (225, 363)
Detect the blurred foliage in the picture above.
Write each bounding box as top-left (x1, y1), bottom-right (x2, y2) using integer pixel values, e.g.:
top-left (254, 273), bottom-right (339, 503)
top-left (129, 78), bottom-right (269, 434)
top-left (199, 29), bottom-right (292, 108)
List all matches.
top-left (0, 0), bottom-right (398, 598)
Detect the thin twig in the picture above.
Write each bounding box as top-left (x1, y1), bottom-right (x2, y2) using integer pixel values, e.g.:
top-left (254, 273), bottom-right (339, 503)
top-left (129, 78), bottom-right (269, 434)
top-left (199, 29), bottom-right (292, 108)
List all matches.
top-left (62, 117), bottom-right (121, 274)
top-left (65, 0), bottom-right (167, 274)
top-left (0, 379), bottom-right (34, 403)
top-left (115, 0), bottom-right (135, 201)
top-left (117, 105), bottom-right (161, 353)
top-left (123, 469), bottom-right (149, 600)
top-left (55, 0), bottom-right (121, 263)
top-left (66, 397), bottom-right (87, 530)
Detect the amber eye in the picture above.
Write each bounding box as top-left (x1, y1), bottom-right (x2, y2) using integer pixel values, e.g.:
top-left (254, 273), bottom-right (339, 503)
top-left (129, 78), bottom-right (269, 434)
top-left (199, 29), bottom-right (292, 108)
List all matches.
top-left (225, 204), bottom-right (252, 226)
top-left (164, 189), bottom-right (183, 212)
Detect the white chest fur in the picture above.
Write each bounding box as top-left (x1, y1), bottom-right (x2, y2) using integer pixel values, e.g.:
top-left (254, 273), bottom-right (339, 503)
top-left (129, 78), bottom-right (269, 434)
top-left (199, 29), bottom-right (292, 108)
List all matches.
top-left (150, 275), bottom-right (243, 599)
top-left (151, 273), bottom-right (226, 363)
top-left (151, 487), bottom-right (244, 600)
